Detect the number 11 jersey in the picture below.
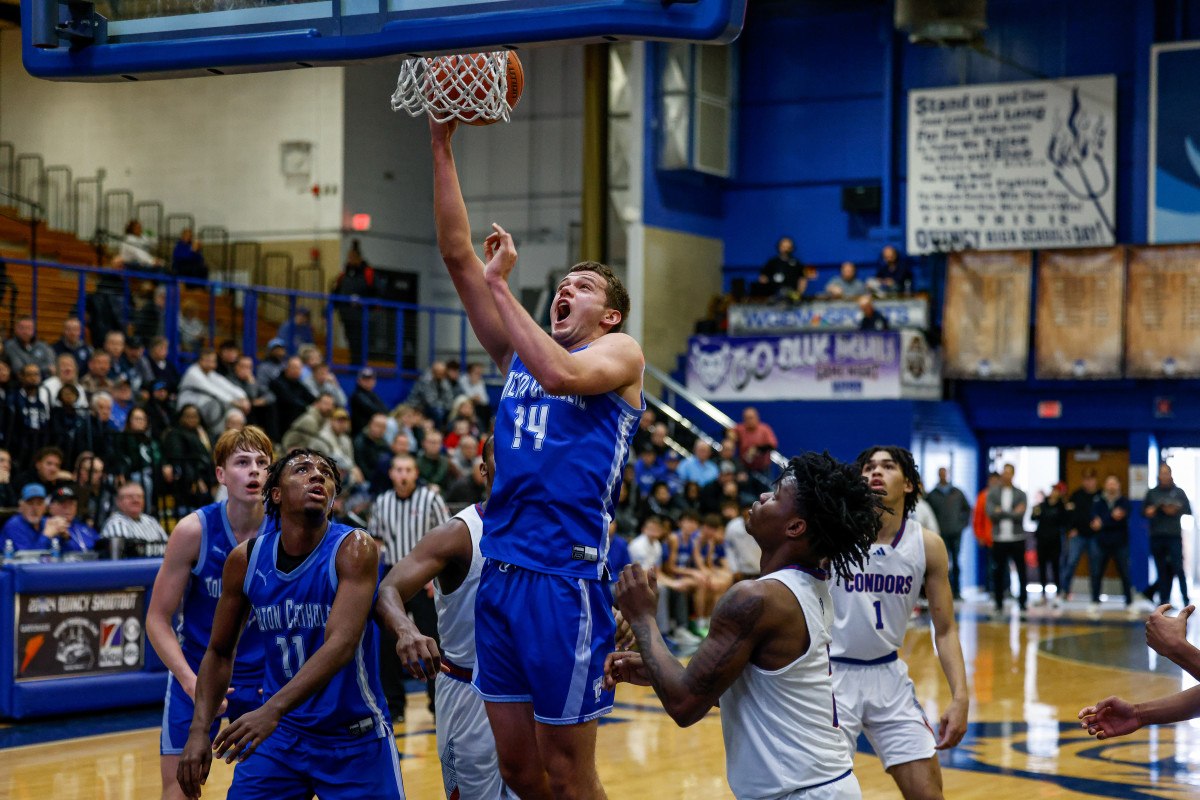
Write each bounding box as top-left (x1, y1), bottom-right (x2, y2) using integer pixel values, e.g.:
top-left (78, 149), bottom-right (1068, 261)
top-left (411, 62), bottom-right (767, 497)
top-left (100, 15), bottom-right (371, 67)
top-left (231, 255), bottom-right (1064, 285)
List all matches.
top-left (483, 349), bottom-right (643, 580)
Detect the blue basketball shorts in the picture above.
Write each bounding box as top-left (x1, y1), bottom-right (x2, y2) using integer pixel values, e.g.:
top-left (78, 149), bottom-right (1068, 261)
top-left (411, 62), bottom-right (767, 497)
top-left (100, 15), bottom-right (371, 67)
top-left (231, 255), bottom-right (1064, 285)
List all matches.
top-left (160, 673), bottom-right (262, 755)
top-left (227, 726), bottom-right (405, 800)
top-left (473, 559), bottom-right (616, 725)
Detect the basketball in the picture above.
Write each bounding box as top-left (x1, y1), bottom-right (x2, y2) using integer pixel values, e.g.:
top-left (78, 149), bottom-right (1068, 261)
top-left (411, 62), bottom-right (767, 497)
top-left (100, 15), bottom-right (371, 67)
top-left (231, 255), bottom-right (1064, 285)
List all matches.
top-left (427, 51), bottom-right (523, 125)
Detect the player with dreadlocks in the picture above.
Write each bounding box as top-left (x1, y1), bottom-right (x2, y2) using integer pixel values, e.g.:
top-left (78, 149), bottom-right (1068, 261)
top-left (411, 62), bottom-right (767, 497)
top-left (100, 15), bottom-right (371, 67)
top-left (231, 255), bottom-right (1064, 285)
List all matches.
top-left (178, 449), bottom-right (403, 800)
top-left (827, 446), bottom-right (969, 800)
top-left (606, 451), bottom-right (879, 800)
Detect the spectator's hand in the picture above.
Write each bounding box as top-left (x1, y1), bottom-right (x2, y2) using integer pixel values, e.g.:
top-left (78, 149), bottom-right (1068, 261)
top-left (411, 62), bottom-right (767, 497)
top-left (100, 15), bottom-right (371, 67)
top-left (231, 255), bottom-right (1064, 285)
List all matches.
top-left (350, 467), bottom-right (365, 485)
top-left (828, 286), bottom-right (843, 298)
top-left (1144, 504), bottom-right (1158, 518)
top-left (1090, 517), bottom-right (1102, 531)
top-left (1067, 528), bottom-right (1078, 538)
top-left (252, 398), bottom-right (267, 407)
top-left (1079, 697), bottom-right (1141, 740)
top-left (45, 516), bottom-right (70, 538)
top-left (1112, 507), bottom-right (1126, 521)
top-left (1146, 604), bottom-right (1194, 660)
top-left (1014, 503), bottom-right (1026, 515)
top-left (1162, 502), bottom-right (1181, 516)
top-left (163, 465), bottom-right (175, 482)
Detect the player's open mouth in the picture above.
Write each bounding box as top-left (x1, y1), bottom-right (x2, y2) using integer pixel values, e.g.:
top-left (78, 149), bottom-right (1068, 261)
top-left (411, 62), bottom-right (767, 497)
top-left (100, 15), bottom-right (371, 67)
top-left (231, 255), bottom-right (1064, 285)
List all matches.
top-left (555, 300), bottom-right (571, 323)
top-left (869, 479), bottom-right (885, 490)
top-left (307, 488), bottom-right (326, 500)
top-left (246, 482), bottom-right (260, 492)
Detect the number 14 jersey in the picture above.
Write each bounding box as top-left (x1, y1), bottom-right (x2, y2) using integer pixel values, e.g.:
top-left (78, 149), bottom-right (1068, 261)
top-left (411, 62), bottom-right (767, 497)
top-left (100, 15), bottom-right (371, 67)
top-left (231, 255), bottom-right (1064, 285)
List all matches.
top-left (484, 350), bottom-right (643, 580)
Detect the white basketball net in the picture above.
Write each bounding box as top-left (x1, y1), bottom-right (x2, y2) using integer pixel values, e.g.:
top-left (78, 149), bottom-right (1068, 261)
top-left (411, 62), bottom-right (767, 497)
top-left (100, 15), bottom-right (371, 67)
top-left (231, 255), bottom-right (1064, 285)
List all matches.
top-left (391, 52), bottom-right (513, 124)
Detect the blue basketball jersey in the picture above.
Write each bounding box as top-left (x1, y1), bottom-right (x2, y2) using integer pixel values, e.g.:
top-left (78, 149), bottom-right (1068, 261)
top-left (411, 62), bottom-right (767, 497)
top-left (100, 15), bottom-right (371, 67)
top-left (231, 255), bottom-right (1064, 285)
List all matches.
top-left (177, 501), bottom-right (267, 684)
top-left (484, 349), bottom-right (643, 580)
top-left (243, 522), bottom-right (391, 744)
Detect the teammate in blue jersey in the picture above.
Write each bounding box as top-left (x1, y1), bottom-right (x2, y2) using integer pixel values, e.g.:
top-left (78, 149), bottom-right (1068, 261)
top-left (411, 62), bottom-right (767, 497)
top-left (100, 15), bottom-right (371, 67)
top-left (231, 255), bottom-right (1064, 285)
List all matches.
top-left (432, 118), bottom-right (645, 800)
top-left (146, 426), bottom-right (274, 800)
top-left (177, 449), bottom-right (402, 800)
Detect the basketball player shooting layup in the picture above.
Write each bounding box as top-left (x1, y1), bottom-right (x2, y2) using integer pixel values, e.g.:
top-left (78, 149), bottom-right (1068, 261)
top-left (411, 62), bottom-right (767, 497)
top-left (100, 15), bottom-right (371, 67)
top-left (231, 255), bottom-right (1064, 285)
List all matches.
top-left (606, 452), bottom-right (879, 800)
top-left (830, 447), bottom-right (969, 800)
top-left (178, 450), bottom-right (403, 800)
top-left (431, 117), bottom-right (644, 800)
top-left (146, 427), bottom-right (273, 800)
top-left (376, 436), bottom-right (509, 800)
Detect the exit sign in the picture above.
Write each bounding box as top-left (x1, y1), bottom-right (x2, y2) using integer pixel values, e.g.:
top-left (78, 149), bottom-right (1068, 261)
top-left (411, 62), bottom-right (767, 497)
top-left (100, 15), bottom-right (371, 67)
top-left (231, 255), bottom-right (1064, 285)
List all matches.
top-left (1037, 400), bottom-right (1062, 419)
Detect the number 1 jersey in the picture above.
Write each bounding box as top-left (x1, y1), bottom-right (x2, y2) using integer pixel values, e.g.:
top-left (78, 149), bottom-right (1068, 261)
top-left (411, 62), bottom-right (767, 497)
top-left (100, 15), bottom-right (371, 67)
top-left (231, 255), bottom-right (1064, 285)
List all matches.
top-left (483, 350), bottom-right (643, 580)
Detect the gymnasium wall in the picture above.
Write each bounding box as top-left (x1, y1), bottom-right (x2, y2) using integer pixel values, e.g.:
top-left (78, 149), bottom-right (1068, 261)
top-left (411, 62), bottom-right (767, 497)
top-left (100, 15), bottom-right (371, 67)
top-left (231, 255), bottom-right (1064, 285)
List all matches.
top-left (0, 30), bottom-right (345, 236)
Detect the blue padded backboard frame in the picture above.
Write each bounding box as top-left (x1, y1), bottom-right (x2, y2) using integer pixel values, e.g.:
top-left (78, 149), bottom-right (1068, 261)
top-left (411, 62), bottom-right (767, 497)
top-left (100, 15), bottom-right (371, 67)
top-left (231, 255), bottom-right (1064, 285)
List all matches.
top-left (23, 0), bottom-right (747, 82)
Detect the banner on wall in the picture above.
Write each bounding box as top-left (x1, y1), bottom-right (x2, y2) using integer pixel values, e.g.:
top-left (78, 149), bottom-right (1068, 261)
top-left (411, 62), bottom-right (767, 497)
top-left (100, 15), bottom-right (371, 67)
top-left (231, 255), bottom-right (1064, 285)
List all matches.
top-left (1035, 248), bottom-right (1125, 379)
top-left (907, 75), bottom-right (1117, 255)
top-left (942, 251), bottom-right (1032, 379)
top-left (14, 588), bottom-right (146, 681)
top-left (1150, 43), bottom-right (1200, 242)
top-left (726, 297), bottom-right (929, 334)
top-left (685, 331), bottom-right (940, 401)
top-left (1125, 245), bottom-right (1200, 377)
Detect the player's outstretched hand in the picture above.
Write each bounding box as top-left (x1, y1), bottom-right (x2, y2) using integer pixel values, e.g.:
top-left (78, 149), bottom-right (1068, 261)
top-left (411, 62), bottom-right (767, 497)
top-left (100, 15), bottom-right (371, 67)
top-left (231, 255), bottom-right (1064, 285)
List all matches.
top-left (428, 115), bottom-right (459, 144)
top-left (1079, 696), bottom-right (1141, 740)
top-left (1146, 604), bottom-right (1194, 659)
top-left (177, 730), bottom-right (213, 799)
top-left (396, 628), bottom-right (442, 681)
top-left (483, 223), bottom-right (518, 284)
top-left (212, 704), bottom-right (281, 764)
top-left (614, 564), bottom-right (659, 625)
top-left (934, 697), bottom-right (968, 749)
top-left (604, 650), bottom-right (651, 690)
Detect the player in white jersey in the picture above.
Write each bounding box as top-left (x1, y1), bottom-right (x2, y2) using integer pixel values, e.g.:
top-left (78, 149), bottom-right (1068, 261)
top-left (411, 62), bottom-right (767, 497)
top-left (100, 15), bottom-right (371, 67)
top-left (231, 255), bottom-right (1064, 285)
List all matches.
top-left (830, 446), bottom-right (968, 800)
top-left (376, 437), bottom-right (510, 800)
top-left (606, 452), bottom-right (881, 800)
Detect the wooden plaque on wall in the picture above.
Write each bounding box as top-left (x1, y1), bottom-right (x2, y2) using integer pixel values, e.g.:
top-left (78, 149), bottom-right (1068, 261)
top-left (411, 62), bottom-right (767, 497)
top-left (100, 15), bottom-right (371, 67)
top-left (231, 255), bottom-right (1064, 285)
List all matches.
top-left (943, 251), bottom-right (1033, 379)
top-left (1035, 248), bottom-right (1125, 379)
top-left (1126, 245), bottom-right (1200, 377)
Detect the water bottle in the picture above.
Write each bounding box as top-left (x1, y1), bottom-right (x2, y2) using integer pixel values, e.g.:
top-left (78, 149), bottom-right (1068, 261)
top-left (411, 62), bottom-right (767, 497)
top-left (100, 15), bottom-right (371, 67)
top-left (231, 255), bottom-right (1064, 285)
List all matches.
top-left (50, 537), bottom-right (62, 563)
top-left (2, 539), bottom-right (13, 565)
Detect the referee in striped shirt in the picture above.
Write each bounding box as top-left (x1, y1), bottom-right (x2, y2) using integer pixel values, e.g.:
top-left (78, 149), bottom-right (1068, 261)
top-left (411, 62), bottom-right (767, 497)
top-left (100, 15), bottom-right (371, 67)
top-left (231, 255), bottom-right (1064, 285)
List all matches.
top-left (100, 482), bottom-right (169, 558)
top-left (369, 451), bottom-right (448, 721)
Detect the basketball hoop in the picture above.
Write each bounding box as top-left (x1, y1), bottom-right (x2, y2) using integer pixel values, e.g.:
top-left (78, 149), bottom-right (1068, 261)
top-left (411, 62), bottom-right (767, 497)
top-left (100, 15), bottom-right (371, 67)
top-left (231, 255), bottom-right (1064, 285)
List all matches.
top-left (391, 51), bottom-right (521, 125)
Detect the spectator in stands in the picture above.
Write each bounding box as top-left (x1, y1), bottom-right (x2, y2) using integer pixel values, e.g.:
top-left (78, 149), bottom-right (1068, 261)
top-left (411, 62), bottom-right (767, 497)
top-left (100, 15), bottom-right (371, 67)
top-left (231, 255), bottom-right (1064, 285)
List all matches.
top-left (282, 392), bottom-right (338, 453)
top-left (172, 229), bottom-right (207, 279)
top-left (116, 406), bottom-right (162, 509)
top-left (733, 407), bottom-right (778, 475)
top-left (223, 408), bottom-right (246, 433)
top-left (457, 362), bottom-right (490, 421)
top-left (640, 480), bottom-right (681, 525)
top-left (927, 467), bottom-right (971, 599)
top-left (256, 338), bottom-right (288, 387)
top-left (6, 316), bottom-right (56, 379)
top-left (120, 220), bottom-right (165, 273)
top-left (143, 382), bottom-right (174, 440)
top-left (662, 450), bottom-right (685, 495)
top-left (137, 337), bottom-right (179, 397)
top-left (278, 307), bottom-right (315, 354)
top-left (178, 299), bottom-right (206, 354)
top-left (296, 343), bottom-right (322, 383)
top-left (109, 378), bottom-right (135, 431)
top-left (270, 356), bottom-right (316, 435)
top-left (73, 392), bottom-right (117, 466)
top-left (825, 261), bottom-right (868, 298)
top-left (317, 409), bottom-right (356, 476)
top-left (700, 464), bottom-right (749, 515)
top-left (1, 484), bottom-right (49, 550)
top-left (1143, 463), bottom-right (1192, 608)
top-left (332, 241), bottom-right (376, 365)
top-left (132, 286), bottom-right (166, 344)
top-left (448, 434), bottom-right (479, 481)
top-left (86, 256), bottom-right (126, 349)
top-left (1032, 482), bottom-right (1067, 604)
top-left (40, 353), bottom-right (87, 411)
top-left (388, 404), bottom-right (424, 452)
top-left (16, 446), bottom-right (70, 496)
top-left (716, 433), bottom-right (739, 474)
top-left (416, 428), bottom-right (451, 491)
top-left (758, 237), bottom-right (806, 299)
top-left (407, 361), bottom-right (456, 428)
top-left (722, 499), bottom-right (760, 581)
top-left (858, 295), bottom-right (890, 331)
top-left (100, 482), bottom-right (168, 559)
top-left (354, 414), bottom-right (391, 477)
top-left (102, 332), bottom-right (131, 384)
top-left (215, 340), bottom-right (241, 381)
top-left (1063, 470), bottom-right (1100, 600)
top-left (613, 479), bottom-right (640, 539)
top-left (349, 367), bottom-right (387, 436)
top-left (10, 363), bottom-right (51, 465)
top-left (119, 338), bottom-right (145, 393)
top-left (370, 432), bottom-right (412, 495)
top-left (647, 423), bottom-right (671, 458)
top-left (632, 408), bottom-right (657, 455)
top-left (633, 444), bottom-right (664, 497)
top-left (693, 513), bottom-right (735, 629)
top-left (49, 385), bottom-right (85, 456)
top-left (177, 349), bottom-right (250, 436)
top-left (162, 405), bottom-right (214, 515)
top-left (0, 449), bottom-right (15, 507)
top-left (870, 245), bottom-right (914, 295)
top-left (678, 439), bottom-right (719, 488)
top-left (1089, 474), bottom-right (1135, 611)
top-left (305, 362), bottom-right (347, 408)
top-left (446, 452), bottom-right (487, 505)
top-left (230, 355), bottom-right (273, 433)
top-left (73, 451), bottom-right (111, 530)
top-left (987, 463), bottom-right (1029, 615)
top-left (81, 351), bottom-right (113, 395)
top-left (36, 484), bottom-right (97, 553)
top-left (445, 397), bottom-right (481, 441)
top-left (660, 511), bottom-right (703, 642)
top-left (628, 514), bottom-right (668, 573)
top-left (52, 317), bottom-right (92, 369)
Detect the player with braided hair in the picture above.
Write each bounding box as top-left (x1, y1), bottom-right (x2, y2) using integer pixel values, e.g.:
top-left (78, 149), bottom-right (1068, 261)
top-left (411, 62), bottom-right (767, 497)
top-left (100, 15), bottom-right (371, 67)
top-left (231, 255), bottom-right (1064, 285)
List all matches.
top-left (605, 451), bottom-right (881, 800)
top-left (828, 446), bottom-right (969, 800)
top-left (260, 448), bottom-right (343, 526)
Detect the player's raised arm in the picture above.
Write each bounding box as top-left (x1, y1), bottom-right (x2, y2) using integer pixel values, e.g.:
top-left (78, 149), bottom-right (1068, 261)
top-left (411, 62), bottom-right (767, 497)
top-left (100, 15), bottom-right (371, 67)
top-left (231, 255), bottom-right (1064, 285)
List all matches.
top-left (429, 118), bottom-right (514, 369)
top-left (1080, 685), bottom-right (1200, 739)
top-left (212, 530), bottom-right (379, 764)
top-left (178, 542), bottom-right (253, 799)
top-left (482, 224), bottom-right (643, 398)
top-left (923, 529), bottom-right (969, 749)
top-left (376, 517), bottom-right (473, 680)
top-left (1146, 604), bottom-right (1200, 679)
top-left (610, 564), bottom-right (776, 727)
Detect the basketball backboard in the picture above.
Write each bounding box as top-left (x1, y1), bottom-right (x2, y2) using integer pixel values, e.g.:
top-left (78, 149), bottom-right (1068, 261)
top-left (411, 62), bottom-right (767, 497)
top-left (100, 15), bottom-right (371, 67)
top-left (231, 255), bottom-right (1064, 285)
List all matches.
top-left (23, 0), bottom-right (746, 82)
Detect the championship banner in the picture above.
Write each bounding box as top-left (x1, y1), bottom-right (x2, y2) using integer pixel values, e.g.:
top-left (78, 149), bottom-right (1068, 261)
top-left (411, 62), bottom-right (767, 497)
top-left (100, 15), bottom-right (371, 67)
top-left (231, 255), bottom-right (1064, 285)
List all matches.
top-left (943, 251), bottom-right (1032, 379)
top-left (1035, 248), bottom-right (1125, 379)
top-left (14, 588), bottom-right (146, 681)
top-left (686, 331), bottom-right (903, 401)
top-left (907, 75), bottom-right (1117, 254)
top-left (1150, 43), bottom-right (1200, 243)
top-left (1126, 245), bottom-right (1200, 377)
top-left (727, 297), bottom-right (929, 334)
